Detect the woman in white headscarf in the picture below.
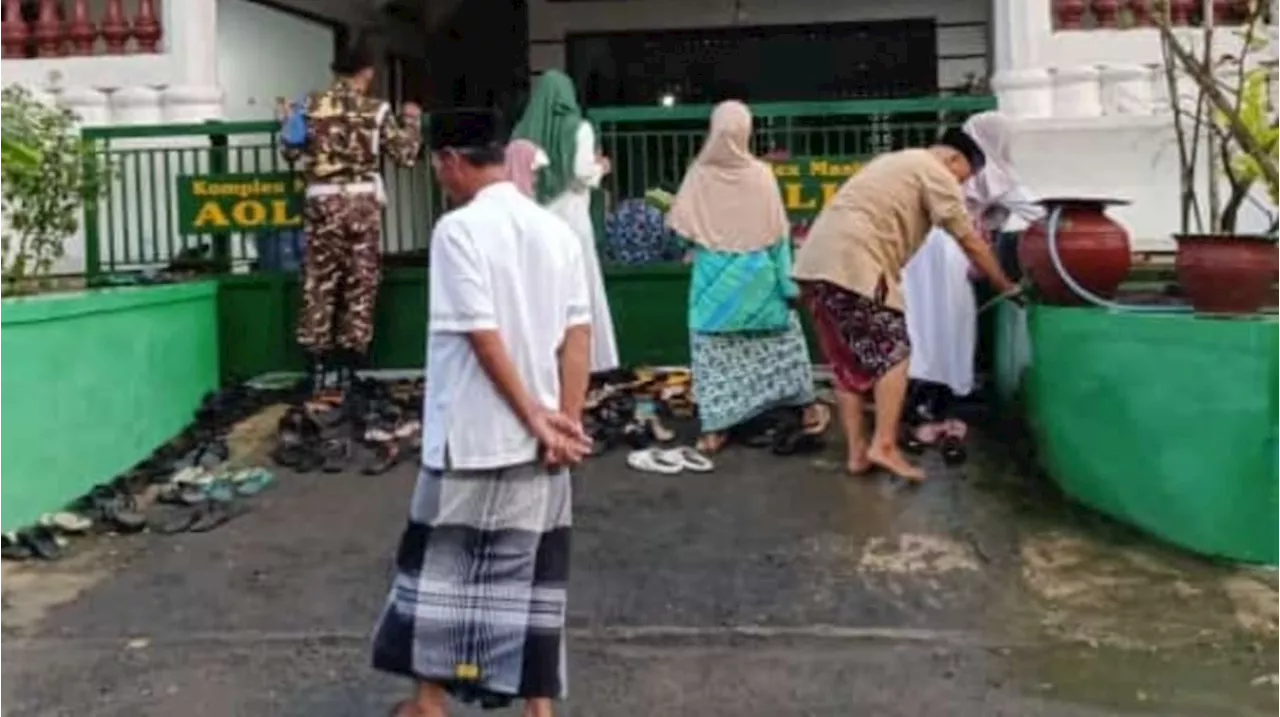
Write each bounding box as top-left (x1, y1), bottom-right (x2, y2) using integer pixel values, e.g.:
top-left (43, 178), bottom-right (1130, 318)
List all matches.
top-left (902, 111), bottom-right (1040, 443)
top-left (669, 100), bottom-right (830, 454)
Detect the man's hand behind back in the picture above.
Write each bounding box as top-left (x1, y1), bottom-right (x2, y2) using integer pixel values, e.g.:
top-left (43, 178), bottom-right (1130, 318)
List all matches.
top-left (531, 408), bottom-right (594, 469)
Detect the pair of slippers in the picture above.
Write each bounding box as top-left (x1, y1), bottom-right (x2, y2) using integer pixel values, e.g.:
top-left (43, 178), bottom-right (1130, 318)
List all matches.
top-left (626, 446), bottom-right (715, 474)
top-left (2, 526), bottom-right (66, 561)
top-left (152, 468), bottom-right (273, 534)
top-left (902, 420), bottom-right (968, 465)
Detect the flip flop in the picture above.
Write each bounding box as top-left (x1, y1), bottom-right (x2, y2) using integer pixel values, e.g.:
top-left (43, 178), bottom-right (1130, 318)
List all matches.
top-left (626, 447), bottom-right (683, 475)
top-left (362, 440), bottom-right (403, 475)
top-left (204, 479), bottom-right (238, 503)
top-left (940, 436), bottom-right (967, 466)
top-left (229, 468), bottom-right (276, 496)
top-left (644, 415), bottom-right (676, 443)
top-left (152, 506), bottom-right (200, 535)
top-left (621, 421), bottom-right (655, 450)
top-left (663, 446), bottom-right (714, 473)
top-left (18, 525), bottom-right (62, 560)
top-left (2, 532), bottom-right (33, 561)
top-left (40, 512), bottom-right (93, 534)
top-left (188, 502), bottom-right (249, 533)
top-left (772, 424), bottom-right (824, 456)
top-left (320, 438), bottom-right (351, 473)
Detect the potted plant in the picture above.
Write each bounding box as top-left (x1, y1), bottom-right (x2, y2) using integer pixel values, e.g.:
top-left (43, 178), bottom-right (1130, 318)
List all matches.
top-left (1, 84), bottom-right (108, 297)
top-left (1156, 1), bottom-right (1279, 314)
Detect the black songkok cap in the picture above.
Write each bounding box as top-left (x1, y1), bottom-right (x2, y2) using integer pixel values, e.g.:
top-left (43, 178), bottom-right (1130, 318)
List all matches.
top-left (428, 108), bottom-right (506, 151)
top-left (937, 127), bottom-right (986, 173)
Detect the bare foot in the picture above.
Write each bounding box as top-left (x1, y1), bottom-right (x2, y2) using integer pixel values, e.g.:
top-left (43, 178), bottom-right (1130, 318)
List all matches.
top-left (695, 432), bottom-right (727, 454)
top-left (846, 445), bottom-right (873, 475)
top-left (867, 444), bottom-right (926, 482)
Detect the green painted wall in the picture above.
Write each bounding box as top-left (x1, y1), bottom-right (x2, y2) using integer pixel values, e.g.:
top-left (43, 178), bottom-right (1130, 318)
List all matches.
top-left (1, 282), bottom-right (219, 530)
top-left (217, 265), bottom-right (823, 381)
top-left (1019, 305), bottom-right (1278, 564)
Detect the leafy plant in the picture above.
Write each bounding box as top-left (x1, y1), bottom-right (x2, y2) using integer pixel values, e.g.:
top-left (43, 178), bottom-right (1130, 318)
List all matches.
top-left (1, 84), bottom-right (109, 292)
top-left (1156, 1), bottom-right (1279, 234)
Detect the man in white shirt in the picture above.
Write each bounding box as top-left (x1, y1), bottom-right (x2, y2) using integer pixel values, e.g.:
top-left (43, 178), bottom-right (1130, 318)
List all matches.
top-left (371, 109), bottom-right (593, 717)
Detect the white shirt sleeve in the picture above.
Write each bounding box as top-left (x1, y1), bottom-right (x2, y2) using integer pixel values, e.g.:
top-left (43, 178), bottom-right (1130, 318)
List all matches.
top-left (999, 183), bottom-right (1045, 223)
top-left (573, 121), bottom-right (604, 189)
top-left (428, 218), bottom-right (498, 333)
top-left (564, 237), bottom-right (592, 328)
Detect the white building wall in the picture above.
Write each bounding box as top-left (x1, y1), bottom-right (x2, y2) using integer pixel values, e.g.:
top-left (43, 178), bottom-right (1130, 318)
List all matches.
top-left (528, 0), bottom-right (991, 93)
top-left (217, 0), bottom-right (334, 121)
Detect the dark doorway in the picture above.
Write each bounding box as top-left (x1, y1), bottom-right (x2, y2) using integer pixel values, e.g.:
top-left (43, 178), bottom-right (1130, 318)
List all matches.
top-left (566, 19), bottom-right (938, 107)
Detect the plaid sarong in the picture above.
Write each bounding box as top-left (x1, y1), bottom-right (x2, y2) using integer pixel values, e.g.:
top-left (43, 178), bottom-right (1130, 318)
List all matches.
top-left (371, 462), bottom-right (572, 707)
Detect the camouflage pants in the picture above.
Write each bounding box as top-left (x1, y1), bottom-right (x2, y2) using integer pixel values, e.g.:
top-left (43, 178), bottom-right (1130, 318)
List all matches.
top-left (296, 193), bottom-right (382, 353)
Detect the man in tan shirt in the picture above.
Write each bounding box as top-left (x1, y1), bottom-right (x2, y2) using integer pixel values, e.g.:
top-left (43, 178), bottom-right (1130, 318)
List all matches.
top-left (793, 128), bottom-right (1019, 481)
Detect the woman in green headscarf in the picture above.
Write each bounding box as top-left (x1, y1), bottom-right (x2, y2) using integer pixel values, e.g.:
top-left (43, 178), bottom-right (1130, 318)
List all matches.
top-left (512, 70), bottom-right (619, 372)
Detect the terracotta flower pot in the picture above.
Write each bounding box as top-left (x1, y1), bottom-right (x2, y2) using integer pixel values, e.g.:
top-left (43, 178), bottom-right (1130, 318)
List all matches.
top-left (1174, 234), bottom-right (1278, 314)
top-left (1018, 197), bottom-right (1133, 306)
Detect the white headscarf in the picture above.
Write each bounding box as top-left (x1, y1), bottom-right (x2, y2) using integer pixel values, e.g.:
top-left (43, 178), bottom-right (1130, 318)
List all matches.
top-left (961, 111), bottom-right (1040, 231)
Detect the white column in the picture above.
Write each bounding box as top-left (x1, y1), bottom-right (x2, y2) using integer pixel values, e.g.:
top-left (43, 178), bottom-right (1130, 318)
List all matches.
top-left (162, 0), bottom-right (223, 122)
top-left (1053, 66), bottom-right (1103, 118)
top-left (990, 0), bottom-right (1053, 118)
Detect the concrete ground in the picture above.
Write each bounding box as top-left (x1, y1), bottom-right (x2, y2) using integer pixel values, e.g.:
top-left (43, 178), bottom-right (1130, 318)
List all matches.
top-left (2, 409), bottom-right (1277, 717)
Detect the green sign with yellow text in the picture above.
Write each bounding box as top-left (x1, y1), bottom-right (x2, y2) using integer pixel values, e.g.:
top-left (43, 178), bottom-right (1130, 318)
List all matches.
top-left (176, 172), bottom-right (304, 234)
top-left (771, 157), bottom-right (862, 221)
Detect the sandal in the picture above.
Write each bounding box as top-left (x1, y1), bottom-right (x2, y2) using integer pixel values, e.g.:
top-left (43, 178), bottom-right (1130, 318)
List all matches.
top-left (940, 437), bottom-right (967, 466)
top-left (2, 532), bottom-right (33, 561)
top-left (643, 415), bottom-right (675, 443)
top-left (772, 427), bottom-right (823, 456)
top-left (79, 485), bottom-right (147, 533)
top-left (320, 437), bottom-right (351, 473)
top-left (229, 468), bottom-right (275, 496)
top-left (621, 421), bottom-right (654, 450)
top-left (39, 512), bottom-right (93, 534)
top-left (626, 447), bottom-right (683, 475)
top-left (188, 501), bottom-right (249, 533)
top-left (152, 506), bottom-right (200, 535)
top-left (663, 446), bottom-right (714, 473)
top-left (362, 440), bottom-right (403, 475)
top-left (17, 525), bottom-right (63, 560)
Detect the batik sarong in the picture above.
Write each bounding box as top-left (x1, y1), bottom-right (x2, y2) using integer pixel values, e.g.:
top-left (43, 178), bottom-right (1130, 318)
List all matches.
top-left (690, 313), bottom-right (815, 433)
top-left (371, 462), bottom-right (571, 708)
top-left (801, 280), bottom-right (911, 394)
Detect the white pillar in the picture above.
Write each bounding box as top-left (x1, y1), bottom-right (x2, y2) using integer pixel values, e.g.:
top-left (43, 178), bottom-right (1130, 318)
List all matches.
top-left (992, 69), bottom-right (1054, 118)
top-left (990, 0), bottom-right (1055, 118)
top-left (162, 0), bottom-right (223, 121)
top-left (1053, 66), bottom-right (1103, 118)
top-left (1099, 64), bottom-right (1155, 116)
top-left (991, 0), bottom-right (1052, 72)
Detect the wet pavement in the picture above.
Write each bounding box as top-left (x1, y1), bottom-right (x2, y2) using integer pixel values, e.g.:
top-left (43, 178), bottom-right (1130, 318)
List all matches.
top-left (2, 410), bottom-right (1277, 716)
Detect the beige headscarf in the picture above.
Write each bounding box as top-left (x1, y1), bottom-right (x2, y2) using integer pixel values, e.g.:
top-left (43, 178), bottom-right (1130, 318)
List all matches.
top-left (667, 101), bottom-right (790, 252)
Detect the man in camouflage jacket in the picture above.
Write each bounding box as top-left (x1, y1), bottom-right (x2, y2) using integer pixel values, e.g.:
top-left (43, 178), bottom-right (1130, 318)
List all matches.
top-left (281, 43), bottom-right (422, 391)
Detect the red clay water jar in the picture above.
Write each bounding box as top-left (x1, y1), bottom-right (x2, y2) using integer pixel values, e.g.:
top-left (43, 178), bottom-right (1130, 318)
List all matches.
top-left (1174, 234), bottom-right (1278, 314)
top-left (1018, 197), bottom-right (1133, 306)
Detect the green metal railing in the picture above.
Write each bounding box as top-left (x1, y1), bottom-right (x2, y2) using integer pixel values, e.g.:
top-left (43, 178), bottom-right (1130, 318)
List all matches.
top-left (81, 119), bottom-right (441, 278)
top-left (593, 96), bottom-right (995, 202)
top-left (82, 96), bottom-right (995, 276)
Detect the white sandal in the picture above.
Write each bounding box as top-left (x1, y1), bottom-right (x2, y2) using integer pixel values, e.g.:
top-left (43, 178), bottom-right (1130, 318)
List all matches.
top-left (626, 448), bottom-right (684, 474)
top-left (663, 446), bottom-right (714, 473)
